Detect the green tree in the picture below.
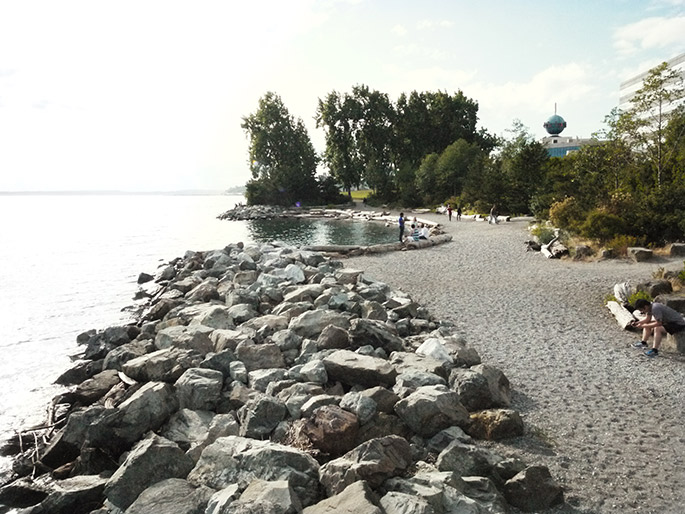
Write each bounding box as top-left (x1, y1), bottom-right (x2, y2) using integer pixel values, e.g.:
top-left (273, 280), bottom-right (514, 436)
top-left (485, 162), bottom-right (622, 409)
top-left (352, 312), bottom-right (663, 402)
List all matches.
top-left (435, 139), bottom-right (483, 199)
top-left (618, 62), bottom-right (685, 186)
top-left (242, 92), bottom-right (319, 206)
top-left (415, 153), bottom-right (439, 204)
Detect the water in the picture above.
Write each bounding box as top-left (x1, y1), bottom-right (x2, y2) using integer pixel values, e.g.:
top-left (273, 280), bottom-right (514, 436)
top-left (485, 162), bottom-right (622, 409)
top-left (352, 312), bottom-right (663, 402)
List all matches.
top-left (0, 194), bottom-right (396, 477)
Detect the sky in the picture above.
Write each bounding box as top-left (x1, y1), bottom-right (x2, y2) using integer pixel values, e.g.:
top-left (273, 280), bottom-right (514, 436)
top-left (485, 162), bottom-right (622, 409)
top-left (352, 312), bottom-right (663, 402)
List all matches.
top-left (0, 0), bottom-right (684, 192)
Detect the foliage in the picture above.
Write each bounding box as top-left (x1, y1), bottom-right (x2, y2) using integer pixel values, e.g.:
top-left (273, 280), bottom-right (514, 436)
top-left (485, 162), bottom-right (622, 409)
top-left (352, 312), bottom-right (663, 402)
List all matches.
top-left (530, 225), bottom-right (556, 245)
top-left (604, 234), bottom-right (640, 256)
top-left (679, 261), bottom-right (685, 282)
top-left (628, 290), bottom-right (652, 304)
top-left (242, 92), bottom-right (319, 206)
top-left (317, 174), bottom-right (348, 205)
top-left (349, 189), bottom-right (372, 200)
top-left (549, 197), bottom-right (585, 231)
top-left (579, 209), bottom-right (627, 243)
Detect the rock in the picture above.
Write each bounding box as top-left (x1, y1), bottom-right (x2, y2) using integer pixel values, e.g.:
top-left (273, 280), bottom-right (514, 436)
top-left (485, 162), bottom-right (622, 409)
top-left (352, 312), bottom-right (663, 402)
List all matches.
top-left (289, 310), bottom-right (351, 338)
top-left (471, 364), bottom-right (511, 407)
top-left (653, 294), bottom-right (685, 315)
top-left (230, 360), bottom-right (249, 383)
top-left (359, 386), bottom-right (400, 413)
top-left (393, 370), bottom-right (446, 397)
top-left (664, 331), bottom-right (685, 353)
top-left (283, 284), bottom-right (325, 303)
top-left (187, 436), bottom-right (321, 507)
top-left (318, 435), bottom-right (412, 495)
top-left (349, 318), bottom-right (404, 353)
top-left (389, 351), bottom-right (450, 380)
top-left (299, 395), bottom-right (341, 418)
top-left (83, 326), bottom-right (133, 360)
top-left (55, 359), bottom-right (103, 386)
top-left (204, 484), bottom-right (241, 514)
top-left (435, 440), bottom-right (499, 476)
top-left (249, 368), bottom-right (289, 391)
top-left (573, 244), bottom-right (594, 259)
top-left (323, 350), bottom-right (397, 388)
top-left (161, 408), bottom-right (215, 451)
top-left (237, 394), bottom-right (287, 438)
top-left (298, 405), bottom-right (359, 456)
top-left (15, 475), bottom-right (108, 514)
top-left (316, 324), bottom-right (350, 350)
top-left (448, 368), bottom-right (492, 411)
top-left (236, 342), bottom-right (286, 371)
top-left (229, 303), bottom-right (259, 324)
top-left (137, 272), bottom-right (154, 284)
top-left (303, 480), bottom-right (382, 514)
top-left (58, 369), bottom-right (120, 406)
top-left (415, 338), bottom-right (453, 364)
top-left (122, 348), bottom-right (203, 383)
top-left (229, 479), bottom-right (303, 514)
top-left (503, 465), bottom-right (564, 512)
top-left (272, 301), bottom-right (314, 321)
top-left (380, 491), bottom-right (434, 514)
top-left (340, 391), bottom-right (376, 424)
top-left (670, 242), bottom-right (685, 257)
top-left (636, 279), bottom-right (673, 298)
top-left (426, 426), bottom-right (473, 453)
top-left (155, 325), bottom-right (215, 356)
top-left (103, 340), bottom-right (155, 371)
top-left (360, 300), bottom-right (387, 322)
top-left (104, 433), bottom-right (195, 510)
top-left (200, 348), bottom-right (236, 376)
top-left (300, 359), bottom-right (328, 384)
top-left (84, 381), bottom-right (179, 456)
top-left (124, 478), bottom-right (214, 514)
top-left (628, 247), bottom-right (653, 262)
top-left (467, 409), bottom-right (524, 440)
top-left (394, 385), bottom-right (469, 437)
top-left (192, 305), bottom-right (235, 330)
top-left (175, 367), bottom-right (224, 410)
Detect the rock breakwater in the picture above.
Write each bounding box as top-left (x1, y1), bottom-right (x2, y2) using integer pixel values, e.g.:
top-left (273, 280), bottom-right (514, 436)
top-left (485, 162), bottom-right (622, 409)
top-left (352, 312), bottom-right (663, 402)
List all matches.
top-left (1, 241), bottom-right (565, 513)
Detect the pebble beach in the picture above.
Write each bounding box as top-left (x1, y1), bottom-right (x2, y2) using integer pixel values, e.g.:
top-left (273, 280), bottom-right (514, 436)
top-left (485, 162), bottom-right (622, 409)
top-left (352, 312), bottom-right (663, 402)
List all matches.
top-left (347, 213), bottom-right (685, 513)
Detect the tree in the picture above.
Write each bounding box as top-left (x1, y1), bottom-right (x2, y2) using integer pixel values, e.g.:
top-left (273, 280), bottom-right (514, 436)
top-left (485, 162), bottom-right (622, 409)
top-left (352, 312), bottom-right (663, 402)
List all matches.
top-left (618, 62), bottom-right (685, 186)
top-left (242, 92), bottom-right (319, 206)
top-left (435, 139), bottom-right (483, 199)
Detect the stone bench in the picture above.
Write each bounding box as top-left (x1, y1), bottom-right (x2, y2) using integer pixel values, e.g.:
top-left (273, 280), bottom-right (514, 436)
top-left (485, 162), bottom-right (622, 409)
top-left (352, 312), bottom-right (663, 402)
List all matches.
top-left (663, 331), bottom-right (685, 354)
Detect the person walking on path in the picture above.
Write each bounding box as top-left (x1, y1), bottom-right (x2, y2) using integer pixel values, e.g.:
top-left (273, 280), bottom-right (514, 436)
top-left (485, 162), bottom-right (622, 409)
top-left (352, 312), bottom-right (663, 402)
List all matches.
top-left (398, 212), bottom-right (405, 242)
top-left (447, 204), bottom-right (453, 221)
top-left (457, 206), bottom-right (462, 221)
top-left (489, 204), bottom-right (498, 224)
top-left (632, 299), bottom-right (685, 357)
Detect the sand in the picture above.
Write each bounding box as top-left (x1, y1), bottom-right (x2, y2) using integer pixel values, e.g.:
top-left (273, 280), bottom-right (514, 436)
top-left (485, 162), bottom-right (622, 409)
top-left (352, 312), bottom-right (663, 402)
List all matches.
top-left (346, 212), bottom-right (685, 513)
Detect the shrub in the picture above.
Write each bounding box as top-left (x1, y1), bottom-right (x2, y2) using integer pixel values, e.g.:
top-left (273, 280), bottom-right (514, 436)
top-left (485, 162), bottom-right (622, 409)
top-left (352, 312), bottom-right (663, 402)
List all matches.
top-left (580, 209), bottom-right (627, 243)
top-left (628, 290), bottom-right (652, 305)
top-left (603, 234), bottom-right (640, 256)
top-left (549, 197), bottom-right (585, 231)
top-left (530, 225), bottom-right (556, 245)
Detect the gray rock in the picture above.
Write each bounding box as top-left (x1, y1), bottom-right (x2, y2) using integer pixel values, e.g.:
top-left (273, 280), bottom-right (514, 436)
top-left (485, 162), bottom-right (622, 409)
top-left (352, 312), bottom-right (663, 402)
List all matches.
top-left (271, 301), bottom-right (314, 321)
top-left (240, 314), bottom-right (290, 338)
top-left (299, 394), bottom-right (341, 418)
top-left (670, 242), bottom-right (685, 257)
top-left (628, 246), bottom-right (653, 262)
top-left (349, 318), bottom-right (403, 353)
top-left (211, 328), bottom-right (251, 352)
top-left (394, 385), bottom-right (469, 437)
top-left (125, 478), bottom-right (214, 514)
top-left (389, 352), bottom-right (450, 380)
top-left (205, 484), bottom-right (241, 514)
top-left (380, 491), bottom-right (434, 514)
top-left (191, 305), bottom-right (235, 330)
top-left (237, 394), bottom-right (287, 438)
top-left (359, 386), bottom-right (400, 414)
top-left (316, 324), bottom-right (350, 350)
top-left (393, 370), bottom-right (446, 397)
top-left (426, 426), bottom-right (473, 453)
top-left (155, 325), bottom-right (215, 356)
top-left (175, 367), bottom-right (224, 411)
top-left (104, 434), bottom-right (194, 510)
top-left (103, 340), bottom-right (155, 371)
top-left (229, 479), bottom-right (303, 514)
top-left (283, 284), bottom-right (325, 303)
top-left (186, 278), bottom-right (221, 303)
top-left (161, 408), bottom-right (215, 452)
top-left (289, 310), bottom-right (351, 338)
top-left (323, 350), bottom-right (397, 388)
top-left (59, 369), bottom-right (120, 406)
top-left (229, 303), bottom-right (260, 325)
top-left (236, 342), bottom-right (286, 371)
top-left (249, 368), bottom-right (289, 392)
top-left (16, 474), bottom-right (108, 514)
top-left (200, 349), bottom-right (236, 376)
top-left (340, 391), bottom-right (376, 425)
top-left (302, 480), bottom-right (382, 514)
top-left (300, 359), bottom-right (328, 384)
top-left (471, 364), bottom-right (511, 407)
top-left (636, 279), bottom-right (673, 298)
top-left (360, 300), bottom-right (388, 321)
top-left (318, 435), bottom-right (412, 496)
top-left (503, 465), bottom-right (564, 512)
top-left (271, 329), bottom-right (304, 351)
top-left (229, 360), bottom-right (249, 383)
top-left (435, 440), bottom-right (500, 476)
top-left (448, 368), bottom-right (492, 411)
top-left (187, 436), bottom-right (321, 507)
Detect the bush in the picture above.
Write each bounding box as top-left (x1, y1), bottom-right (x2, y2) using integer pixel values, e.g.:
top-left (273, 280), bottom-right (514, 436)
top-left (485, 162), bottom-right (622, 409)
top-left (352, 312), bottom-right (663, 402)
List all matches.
top-left (580, 209), bottom-right (627, 243)
top-left (628, 290), bottom-right (652, 305)
top-left (604, 234), bottom-right (640, 256)
top-left (549, 197), bottom-right (585, 231)
top-left (530, 225), bottom-right (556, 245)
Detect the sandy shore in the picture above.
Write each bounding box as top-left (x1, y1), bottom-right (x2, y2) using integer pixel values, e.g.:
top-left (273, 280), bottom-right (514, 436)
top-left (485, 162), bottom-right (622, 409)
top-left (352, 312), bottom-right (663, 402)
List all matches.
top-left (346, 212), bottom-right (685, 513)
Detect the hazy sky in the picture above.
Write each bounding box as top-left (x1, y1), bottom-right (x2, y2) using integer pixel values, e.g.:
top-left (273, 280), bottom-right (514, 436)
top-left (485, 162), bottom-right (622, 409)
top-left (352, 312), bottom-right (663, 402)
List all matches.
top-left (1, 0), bottom-right (684, 192)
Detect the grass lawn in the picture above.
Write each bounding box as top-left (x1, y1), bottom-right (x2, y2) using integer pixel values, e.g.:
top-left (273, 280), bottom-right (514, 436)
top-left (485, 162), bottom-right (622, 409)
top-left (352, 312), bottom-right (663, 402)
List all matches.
top-left (349, 189), bottom-right (372, 200)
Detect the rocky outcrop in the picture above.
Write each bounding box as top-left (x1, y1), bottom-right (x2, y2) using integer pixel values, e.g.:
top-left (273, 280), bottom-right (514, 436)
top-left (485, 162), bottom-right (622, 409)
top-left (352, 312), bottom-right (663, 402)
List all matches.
top-left (1, 241), bottom-right (564, 513)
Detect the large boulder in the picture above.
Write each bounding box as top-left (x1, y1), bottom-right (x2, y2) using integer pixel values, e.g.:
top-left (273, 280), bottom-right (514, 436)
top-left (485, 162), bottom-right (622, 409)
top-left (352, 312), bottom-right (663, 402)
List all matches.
top-left (160, 408), bottom-right (215, 452)
top-left (58, 369), bottom-right (120, 406)
top-left (175, 367), bottom-right (224, 411)
top-left (12, 475), bottom-right (107, 514)
top-left (237, 394), bottom-right (287, 438)
top-left (503, 466), bottom-right (564, 512)
top-left (394, 385), bottom-right (469, 437)
top-left (236, 342), bottom-right (286, 371)
top-left (297, 405), bottom-right (360, 456)
top-left (289, 310), bottom-right (351, 338)
top-left (435, 440), bottom-right (500, 476)
top-left (104, 434), bottom-right (195, 511)
top-left (323, 350), bottom-right (397, 388)
top-left (122, 348), bottom-right (203, 383)
top-left (187, 436), bottom-right (321, 507)
top-left (154, 325), bottom-right (215, 356)
top-left (302, 480), bottom-right (382, 514)
top-left (318, 435), bottom-right (412, 496)
top-left (124, 478), bottom-right (214, 514)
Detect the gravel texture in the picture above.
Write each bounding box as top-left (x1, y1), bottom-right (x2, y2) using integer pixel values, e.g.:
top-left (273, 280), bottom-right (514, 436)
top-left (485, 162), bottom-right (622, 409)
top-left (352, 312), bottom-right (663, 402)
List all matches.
top-left (346, 212), bottom-right (685, 514)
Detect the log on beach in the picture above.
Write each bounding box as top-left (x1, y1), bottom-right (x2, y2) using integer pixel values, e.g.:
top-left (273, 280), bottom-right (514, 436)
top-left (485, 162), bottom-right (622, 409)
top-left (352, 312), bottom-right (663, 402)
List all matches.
top-left (606, 301), bottom-right (637, 329)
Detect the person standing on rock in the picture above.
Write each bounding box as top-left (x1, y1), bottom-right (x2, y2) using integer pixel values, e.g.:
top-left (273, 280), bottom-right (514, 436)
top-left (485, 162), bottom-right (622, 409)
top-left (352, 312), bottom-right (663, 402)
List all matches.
top-left (632, 299), bottom-right (685, 357)
top-left (398, 212), bottom-right (405, 242)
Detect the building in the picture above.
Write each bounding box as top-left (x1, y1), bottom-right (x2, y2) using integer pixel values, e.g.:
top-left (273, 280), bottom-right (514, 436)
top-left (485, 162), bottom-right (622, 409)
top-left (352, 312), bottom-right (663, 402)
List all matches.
top-left (540, 107), bottom-right (595, 157)
top-left (619, 51), bottom-right (685, 116)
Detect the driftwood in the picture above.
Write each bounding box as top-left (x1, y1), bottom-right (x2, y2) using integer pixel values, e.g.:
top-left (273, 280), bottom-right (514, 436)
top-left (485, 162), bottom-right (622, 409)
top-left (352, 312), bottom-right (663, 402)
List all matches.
top-left (606, 301), bottom-right (637, 329)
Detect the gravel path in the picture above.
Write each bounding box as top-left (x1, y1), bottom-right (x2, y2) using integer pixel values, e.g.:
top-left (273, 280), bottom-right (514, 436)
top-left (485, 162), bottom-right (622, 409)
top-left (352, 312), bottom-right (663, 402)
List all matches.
top-left (346, 213), bottom-right (685, 514)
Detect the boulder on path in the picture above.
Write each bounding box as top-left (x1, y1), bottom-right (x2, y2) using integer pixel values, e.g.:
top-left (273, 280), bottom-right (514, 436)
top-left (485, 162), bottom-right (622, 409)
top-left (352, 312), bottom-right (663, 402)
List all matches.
top-left (628, 247), bottom-right (653, 262)
top-left (503, 465), bottom-right (564, 512)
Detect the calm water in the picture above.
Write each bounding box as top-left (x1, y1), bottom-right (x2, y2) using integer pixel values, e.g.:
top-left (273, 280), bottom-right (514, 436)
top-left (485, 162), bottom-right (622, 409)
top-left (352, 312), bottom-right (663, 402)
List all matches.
top-left (0, 194), bottom-right (395, 476)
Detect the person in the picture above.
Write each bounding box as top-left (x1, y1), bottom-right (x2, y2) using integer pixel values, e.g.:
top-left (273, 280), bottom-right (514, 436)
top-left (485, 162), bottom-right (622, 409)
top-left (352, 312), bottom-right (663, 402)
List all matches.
top-left (489, 204), bottom-right (498, 224)
top-left (456, 206), bottom-right (462, 221)
top-left (418, 223), bottom-right (430, 239)
top-left (447, 204), bottom-right (453, 221)
top-left (398, 212), bottom-right (405, 242)
top-left (408, 223), bottom-right (420, 241)
top-left (632, 299), bottom-right (685, 357)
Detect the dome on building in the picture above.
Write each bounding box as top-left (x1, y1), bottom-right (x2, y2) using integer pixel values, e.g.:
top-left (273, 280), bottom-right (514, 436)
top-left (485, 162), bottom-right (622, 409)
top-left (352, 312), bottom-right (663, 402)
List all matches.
top-left (543, 114), bottom-right (567, 135)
